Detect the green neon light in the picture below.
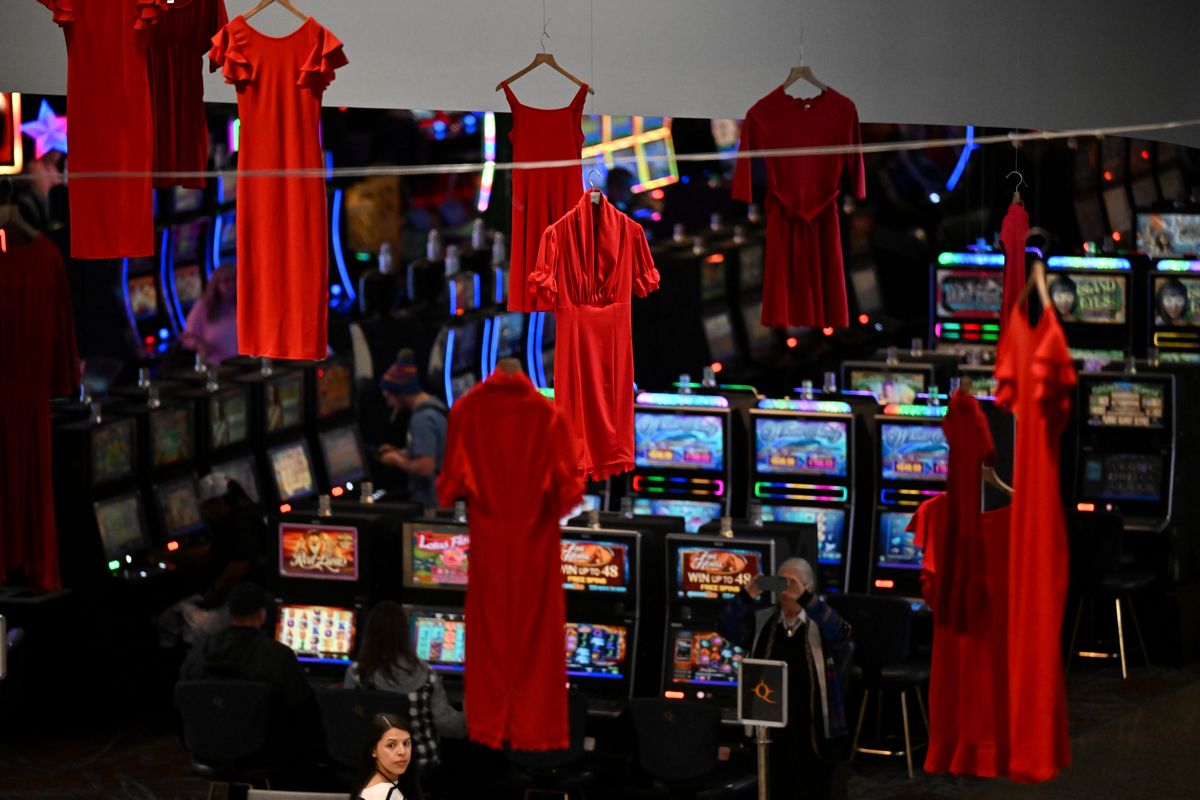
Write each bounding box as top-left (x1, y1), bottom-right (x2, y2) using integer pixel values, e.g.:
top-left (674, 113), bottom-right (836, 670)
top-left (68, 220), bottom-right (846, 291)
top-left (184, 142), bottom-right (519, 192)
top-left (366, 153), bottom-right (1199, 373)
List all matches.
top-left (982, 324), bottom-right (1000, 332)
top-left (538, 388), bottom-right (555, 399)
top-left (1157, 260), bottom-right (1200, 273)
top-left (982, 334), bottom-right (999, 342)
top-left (937, 252), bottom-right (1004, 266)
top-left (1046, 256), bottom-right (1131, 271)
top-left (108, 560), bottom-right (121, 571)
top-left (354, 252), bottom-right (371, 262)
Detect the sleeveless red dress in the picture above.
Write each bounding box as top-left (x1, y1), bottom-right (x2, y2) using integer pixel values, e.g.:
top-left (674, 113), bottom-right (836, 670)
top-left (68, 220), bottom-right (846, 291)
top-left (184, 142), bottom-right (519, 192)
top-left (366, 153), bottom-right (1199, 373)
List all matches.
top-left (502, 81), bottom-right (588, 312)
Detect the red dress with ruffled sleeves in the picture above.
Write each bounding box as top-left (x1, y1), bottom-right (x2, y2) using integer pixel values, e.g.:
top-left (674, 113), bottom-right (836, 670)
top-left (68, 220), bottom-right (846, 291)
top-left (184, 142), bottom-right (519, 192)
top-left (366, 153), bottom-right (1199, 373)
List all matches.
top-left (38, 0), bottom-right (159, 259)
top-left (209, 15), bottom-right (347, 360)
top-left (530, 193), bottom-right (661, 480)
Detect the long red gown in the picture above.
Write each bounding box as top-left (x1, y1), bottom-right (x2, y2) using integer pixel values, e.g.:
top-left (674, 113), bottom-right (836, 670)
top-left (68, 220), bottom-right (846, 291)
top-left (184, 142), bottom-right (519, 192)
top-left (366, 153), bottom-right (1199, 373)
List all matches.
top-left (732, 86), bottom-right (865, 329)
top-left (1000, 202), bottom-right (1029, 334)
top-left (530, 192), bottom-right (661, 479)
top-left (148, 0), bottom-right (228, 189)
top-left (436, 370), bottom-right (584, 750)
top-left (995, 305), bottom-right (1076, 782)
top-left (0, 235), bottom-right (80, 590)
top-left (502, 81), bottom-right (588, 312)
top-left (209, 15), bottom-right (347, 360)
top-left (39, 0), bottom-right (158, 259)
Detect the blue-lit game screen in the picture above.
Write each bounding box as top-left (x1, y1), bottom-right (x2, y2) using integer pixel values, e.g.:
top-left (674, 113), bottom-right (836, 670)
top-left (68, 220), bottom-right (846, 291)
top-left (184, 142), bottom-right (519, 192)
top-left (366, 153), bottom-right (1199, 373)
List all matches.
top-left (880, 423), bottom-right (949, 483)
top-left (565, 622), bottom-right (628, 679)
top-left (755, 417), bottom-right (848, 478)
top-left (632, 498), bottom-right (723, 533)
top-left (761, 505), bottom-right (847, 565)
top-left (877, 511), bottom-right (920, 569)
top-left (634, 412), bottom-right (725, 472)
top-left (493, 312), bottom-right (525, 359)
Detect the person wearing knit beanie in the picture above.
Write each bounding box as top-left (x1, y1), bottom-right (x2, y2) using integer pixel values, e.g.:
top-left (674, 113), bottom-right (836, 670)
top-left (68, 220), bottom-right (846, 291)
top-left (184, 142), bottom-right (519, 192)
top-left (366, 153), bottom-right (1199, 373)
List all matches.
top-left (378, 349), bottom-right (448, 509)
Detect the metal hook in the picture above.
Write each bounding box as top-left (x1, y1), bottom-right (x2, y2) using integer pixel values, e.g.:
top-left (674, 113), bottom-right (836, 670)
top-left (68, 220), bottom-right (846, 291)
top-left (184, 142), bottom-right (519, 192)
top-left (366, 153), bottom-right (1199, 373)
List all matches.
top-left (541, 19), bottom-right (551, 53)
top-left (1006, 170), bottom-right (1028, 191)
top-left (587, 169), bottom-right (602, 191)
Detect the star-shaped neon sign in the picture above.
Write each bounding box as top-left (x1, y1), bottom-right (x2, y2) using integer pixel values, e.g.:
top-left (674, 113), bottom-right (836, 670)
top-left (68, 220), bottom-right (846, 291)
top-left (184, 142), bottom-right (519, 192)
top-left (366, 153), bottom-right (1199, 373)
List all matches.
top-left (20, 100), bottom-right (67, 159)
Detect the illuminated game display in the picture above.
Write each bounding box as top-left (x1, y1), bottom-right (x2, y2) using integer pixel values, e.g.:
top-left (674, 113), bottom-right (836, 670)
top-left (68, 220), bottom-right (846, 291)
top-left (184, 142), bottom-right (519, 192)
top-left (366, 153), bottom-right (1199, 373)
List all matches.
top-left (211, 455), bottom-right (260, 502)
top-left (565, 623), bottom-right (628, 679)
top-left (403, 526), bottom-right (470, 590)
top-left (632, 498), bottom-right (723, 534)
top-left (1045, 257), bottom-right (1133, 362)
top-left (316, 362), bottom-right (353, 419)
top-left (673, 546), bottom-right (760, 600)
top-left (412, 609), bottom-right (466, 672)
top-left (634, 412), bottom-right (725, 472)
top-left (1087, 381), bottom-right (1165, 428)
top-left (150, 407), bottom-right (192, 468)
top-left (880, 423), bottom-right (949, 482)
top-left (94, 493), bottom-right (149, 559)
top-left (877, 511), bottom-right (920, 569)
top-left (154, 477), bottom-right (205, 538)
top-left (560, 537), bottom-right (630, 593)
top-left (755, 417), bottom-right (848, 477)
top-left (580, 115), bottom-right (678, 193)
top-left (268, 441), bottom-right (316, 502)
top-left (760, 505), bottom-right (846, 565)
top-left (1082, 453), bottom-right (1164, 502)
top-left (930, 254), bottom-right (1006, 354)
top-left (319, 426), bottom-right (366, 485)
top-left (275, 604), bottom-right (356, 664)
top-left (1047, 272), bottom-right (1127, 325)
top-left (668, 628), bottom-right (744, 687)
top-left (92, 419), bottom-right (135, 486)
top-left (128, 273), bottom-right (159, 319)
top-left (208, 390), bottom-right (249, 449)
top-left (491, 312), bottom-right (525, 360)
top-left (264, 372), bottom-right (305, 434)
top-left (279, 523), bottom-right (359, 581)
top-left (848, 369), bottom-right (927, 405)
top-left (935, 268), bottom-right (1003, 319)
top-left (1149, 266), bottom-right (1200, 362)
top-left (175, 265), bottom-right (203, 308)
top-left (1137, 211), bottom-right (1200, 256)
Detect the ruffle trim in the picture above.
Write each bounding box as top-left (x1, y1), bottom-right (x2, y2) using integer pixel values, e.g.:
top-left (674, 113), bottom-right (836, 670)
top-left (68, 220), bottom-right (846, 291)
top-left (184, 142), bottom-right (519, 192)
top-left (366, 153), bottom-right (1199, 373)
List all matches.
top-left (133, 0), bottom-right (162, 31)
top-left (297, 26), bottom-right (348, 91)
top-left (209, 24), bottom-right (254, 87)
top-left (634, 264), bottom-right (661, 298)
top-left (526, 266), bottom-right (557, 308)
top-left (37, 0), bottom-right (75, 26)
top-left (584, 459), bottom-right (633, 483)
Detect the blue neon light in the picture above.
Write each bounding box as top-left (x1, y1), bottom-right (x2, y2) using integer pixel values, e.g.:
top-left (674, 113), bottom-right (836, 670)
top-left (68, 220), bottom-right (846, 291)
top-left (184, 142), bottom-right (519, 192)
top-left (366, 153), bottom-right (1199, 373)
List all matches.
top-left (448, 278), bottom-right (457, 315)
top-left (473, 273), bottom-right (481, 310)
top-left (945, 125), bottom-right (976, 192)
top-left (494, 267), bottom-right (504, 304)
top-left (636, 392), bottom-right (730, 408)
top-left (480, 317), bottom-right (493, 379)
top-left (1046, 256), bottom-right (1131, 272)
top-left (407, 265), bottom-right (416, 302)
top-left (120, 258), bottom-right (138, 340)
top-left (212, 213), bottom-right (223, 272)
top-left (526, 311), bottom-right (541, 388)
top-left (161, 229), bottom-right (182, 335)
top-left (534, 312), bottom-right (548, 388)
top-left (489, 314), bottom-right (500, 374)
top-left (330, 189), bottom-right (356, 303)
top-left (757, 398), bottom-right (852, 414)
top-left (444, 328), bottom-right (456, 406)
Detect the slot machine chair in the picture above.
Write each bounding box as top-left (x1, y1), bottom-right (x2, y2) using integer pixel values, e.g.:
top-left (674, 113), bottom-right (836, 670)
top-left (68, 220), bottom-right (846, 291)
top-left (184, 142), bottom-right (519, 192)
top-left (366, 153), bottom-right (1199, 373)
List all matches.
top-left (316, 688), bottom-right (412, 787)
top-left (1065, 512), bottom-right (1153, 680)
top-left (507, 691), bottom-right (597, 800)
top-left (825, 594), bottom-right (929, 779)
top-left (629, 698), bottom-right (757, 799)
top-left (175, 680), bottom-right (279, 799)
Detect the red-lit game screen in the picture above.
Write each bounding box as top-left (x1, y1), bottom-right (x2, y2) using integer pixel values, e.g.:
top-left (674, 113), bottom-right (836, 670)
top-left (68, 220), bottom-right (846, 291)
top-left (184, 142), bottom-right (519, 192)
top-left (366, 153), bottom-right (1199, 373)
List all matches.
top-left (403, 525), bottom-right (470, 590)
top-left (560, 538), bottom-right (630, 593)
top-left (278, 523), bottom-right (359, 581)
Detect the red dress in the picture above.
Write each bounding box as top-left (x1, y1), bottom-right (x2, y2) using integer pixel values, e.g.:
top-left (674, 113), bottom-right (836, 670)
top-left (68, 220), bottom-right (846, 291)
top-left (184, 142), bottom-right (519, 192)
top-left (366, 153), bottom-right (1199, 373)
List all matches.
top-left (39, 0), bottom-right (158, 259)
top-left (1000, 202), bottom-right (1029, 334)
top-left (0, 235), bottom-right (80, 590)
top-left (994, 306), bottom-right (1076, 782)
top-left (732, 86), bottom-right (865, 329)
top-left (909, 494), bottom-right (1011, 777)
top-left (148, 0), bottom-right (228, 189)
top-left (209, 15), bottom-right (347, 360)
top-left (436, 370), bottom-right (584, 750)
top-left (502, 81), bottom-right (588, 312)
top-left (530, 193), bottom-right (661, 479)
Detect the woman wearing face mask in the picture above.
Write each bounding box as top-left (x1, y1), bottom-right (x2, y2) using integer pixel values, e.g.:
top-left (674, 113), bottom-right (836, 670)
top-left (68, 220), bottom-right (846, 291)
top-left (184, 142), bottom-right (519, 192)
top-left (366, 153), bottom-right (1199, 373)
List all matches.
top-left (352, 713), bottom-right (423, 800)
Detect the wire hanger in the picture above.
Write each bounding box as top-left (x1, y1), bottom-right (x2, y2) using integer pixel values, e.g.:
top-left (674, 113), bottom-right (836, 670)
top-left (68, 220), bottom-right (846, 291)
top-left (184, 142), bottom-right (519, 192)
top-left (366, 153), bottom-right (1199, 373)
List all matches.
top-left (1006, 141), bottom-right (1027, 204)
top-left (587, 169), bottom-right (602, 204)
top-left (783, 20), bottom-right (828, 93)
top-left (244, 0), bottom-right (307, 23)
top-left (496, 4), bottom-right (595, 94)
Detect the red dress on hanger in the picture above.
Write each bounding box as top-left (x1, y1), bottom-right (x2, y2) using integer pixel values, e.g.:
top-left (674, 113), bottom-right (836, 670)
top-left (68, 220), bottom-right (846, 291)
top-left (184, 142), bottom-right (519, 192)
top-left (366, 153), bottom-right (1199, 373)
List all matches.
top-left (148, 0), bottom-right (228, 189)
top-left (436, 370), bottom-right (584, 750)
top-left (530, 193), bottom-right (661, 479)
top-left (502, 81), bottom-right (588, 312)
top-left (209, 14), bottom-right (347, 360)
top-left (732, 86), bottom-right (865, 329)
top-left (1000, 202), bottom-right (1029, 334)
top-left (994, 305), bottom-right (1076, 782)
top-left (0, 235), bottom-right (80, 590)
top-left (39, 0), bottom-right (158, 259)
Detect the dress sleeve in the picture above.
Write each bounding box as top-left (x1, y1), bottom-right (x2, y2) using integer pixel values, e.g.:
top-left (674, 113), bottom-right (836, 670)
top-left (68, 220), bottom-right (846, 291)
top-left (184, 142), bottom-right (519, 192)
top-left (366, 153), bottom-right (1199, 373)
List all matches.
top-left (36, 0), bottom-right (75, 26)
top-left (731, 108), bottom-right (757, 204)
top-left (298, 25), bottom-right (349, 92)
top-left (435, 400), bottom-right (472, 509)
top-left (844, 101), bottom-right (867, 200)
top-left (907, 500), bottom-right (938, 608)
top-left (49, 247), bottom-right (80, 398)
top-left (993, 332), bottom-right (1017, 412)
top-left (209, 23), bottom-right (254, 87)
top-left (632, 226), bottom-right (661, 298)
top-left (133, 0), bottom-right (163, 30)
top-left (1031, 324), bottom-right (1078, 421)
top-left (528, 226), bottom-right (559, 310)
top-left (203, 0), bottom-right (231, 58)
top-left (547, 406), bottom-right (585, 518)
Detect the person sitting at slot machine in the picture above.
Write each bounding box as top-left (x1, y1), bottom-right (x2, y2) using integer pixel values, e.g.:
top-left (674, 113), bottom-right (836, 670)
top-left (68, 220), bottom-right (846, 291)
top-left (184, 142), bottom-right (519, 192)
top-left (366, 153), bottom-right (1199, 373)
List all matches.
top-left (181, 265), bottom-right (238, 366)
top-left (344, 601), bottom-right (466, 772)
top-left (376, 350), bottom-right (448, 510)
top-left (718, 559), bottom-right (854, 800)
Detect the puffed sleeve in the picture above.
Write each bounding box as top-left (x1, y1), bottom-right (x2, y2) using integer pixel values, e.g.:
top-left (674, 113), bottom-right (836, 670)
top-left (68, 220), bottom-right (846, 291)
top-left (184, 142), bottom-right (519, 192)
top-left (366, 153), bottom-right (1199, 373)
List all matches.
top-left (436, 399), bottom-right (472, 509)
top-left (36, 0), bottom-right (75, 26)
top-left (203, 0), bottom-right (230, 58)
top-left (297, 25), bottom-right (348, 92)
top-left (529, 226), bottom-right (560, 310)
top-left (632, 225), bottom-right (661, 298)
top-left (731, 106), bottom-right (758, 204)
top-left (133, 0), bottom-right (163, 30)
top-left (209, 23), bottom-right (254, 87)
top-left (1031, 324), bottom-right (1078, 423)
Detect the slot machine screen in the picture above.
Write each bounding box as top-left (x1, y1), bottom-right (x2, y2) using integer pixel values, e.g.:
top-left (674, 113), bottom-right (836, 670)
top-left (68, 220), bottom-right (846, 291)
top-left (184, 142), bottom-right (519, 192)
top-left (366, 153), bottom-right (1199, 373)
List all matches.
top-left (671, 543), bottom-right (766, 600)
top-left (449, 272), bottom-right (477, 314)
top-left (632, 498), bottom-right (723, 533)
top-left (94, 493), bottom-right (150, 559)
top-left (268, 440), bottom-right (316, 502)
top-left (847, 368), bottom-right (928, 404)
top-left (934, 268), bottom-right (1004, 320)
top-left (91, 418), bottom-right (136, 486)
top-left (278, 522), bottom-right (359, 580)
top-left (703, 313), bottom-right (736, 362)
top-left (560, 535), bottom-right (631, 593)
top-left (173, 219), bottom-right (205, 263)
top-left (264, 372), bottom-right (305, 434)
top-left (319, 425), bottom-right (366, 485)
top-left (1082, 453), bottom-right (1165, 502)
top-left (128, 272), bottom-right (159, 319)
top-left (275, 604), bottom-right (356, 664)
top-left (154, 476), bottom-right (205, 537)
top-left (173, 187), bottom-right (203, 214)
top-left (493, 312), bottom-right (525, 359)
top-left (209, 389), bottom-right (249, 449)
top-left (877, 511), bottom-right (920, 569)
top-left (1152, 275), bottom-right (1200, 328)
top-left (175, 265), bottom-right (203, 307)
top-left (210, 456), bottom-right (260, 502)
top-left (450, 322), bottom-right (480, 373)
top-left (741, 300), bottom-right (774, 360)
top-left (668, 627), bottom-right (744, 687)
top-left (634, 412), bottom-right (725, 471)
top-left (880, 423), bottom-right (949, 482)
top-left (1138, 212), bottom-right (1200, 256)
top-left (316, 362), bottom-right (353, 419)
top-left (151, 407), bottom-right (193, 467)
top-left (754, 417), bottom-right (848, 478)
top-left (411, 608), bottom-right (466, 672)
top-left (560, 493), bottom-right (603, 526)
top-left (403, 525), bottom-right (470, 590)
top-left (760, 506), bottom-right (846, 565)
top-left (700, 257), bottom-right (726, 303)
top-left (565, 622), bottom-right (628, 679)
top-left (1047, 272), bottom-right (1127, 325)
top-left (1086, 380), bottom-right (1165, 428)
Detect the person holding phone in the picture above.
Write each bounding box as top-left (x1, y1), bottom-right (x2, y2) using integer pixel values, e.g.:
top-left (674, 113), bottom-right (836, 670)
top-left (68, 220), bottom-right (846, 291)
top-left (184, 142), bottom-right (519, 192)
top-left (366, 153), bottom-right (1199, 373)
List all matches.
top-left (718, 558), bottom-right (853, 800)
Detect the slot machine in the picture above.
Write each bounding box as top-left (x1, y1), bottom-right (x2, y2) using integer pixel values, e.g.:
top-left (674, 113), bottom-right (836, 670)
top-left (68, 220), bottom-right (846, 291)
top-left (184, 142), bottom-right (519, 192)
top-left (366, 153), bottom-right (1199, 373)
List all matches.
top-left (168, 218), bottom-right (210, 322)
top-left (1146, 258), bottom-right (1200, 363)
top-left (868, 404), bottom-right (950, 599)
top-left (237, 365), bottom-right (316, 512)
top-left (748, 398), bottom-right (857, 592)
top-left (661, 533), bottom-right (777, 722)
top-left (841, 361), bottom-right (936, 407)
top-left (309, 356), bottom-right (368, 498)
top-left (428, 318), bottom-right (483, 406)
top-left (123, 252), bottom-right (175, 357)
top-left (211, 209), bottom-right (237, 270)
top-left (928, 251), bottom-right (1005, 362)
top-left (1073, 373), bottom-right (1175, 533)
top-left (401, 520), bottom-right (471, 702)
top-left (526, 311), bottom-right (556, 390)
top-left (627, 393), bottom-right (733, 532)
top-left (1044, 255), bottom-right (1133, 366)
top-left (186, 375), bottom-right (262, 504)
top-left (478, 311), bottom-right (527, 381)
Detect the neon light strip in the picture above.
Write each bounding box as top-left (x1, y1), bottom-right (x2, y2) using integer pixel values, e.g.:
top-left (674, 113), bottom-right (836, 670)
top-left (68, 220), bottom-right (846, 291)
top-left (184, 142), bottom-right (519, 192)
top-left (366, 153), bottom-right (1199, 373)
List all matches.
top-left (160, 228), bottom-right (182, 335)
top-left (758, 399), bottom-right (852, 414)
top-left (165, 228), bottom-right (186, 334)
top-left (489, 314), bottom-right (500, 374)
top-left (938, 252), bottom-right (1004, 266)
top-left (331, 189), bottom-right (356, 303)
top-left (526, 312), bottom-right (541, 388)
top-left (472, 273), bottom-right (481, 310)
top-left (477, 112), bottom-right (497, 213)
top-left (672, 381), bottom-right (758, 392)
top-left (1156, 260), bottom-right (1200, 272)
top-left (632, 475), bottom-right (726, 496)
top-left (120, 258), bottom-right (138, 342)
top-left (480, 317), bottom-right (493, 379)
top-left (1046, 256), bottom-right (1131, 271)
top-left (754, 482), bottom-right (848, 502)
top-left (944, 125), bottom-right (975, 192)
top-left (443, 328), bottom-right (456, 406)
top-left (448, 276), bottom-right (457, 316)
top-left (538, 387), bottom-right (555, 399)
top-left (636, 392), bottom-right (730, 408)
top-left (880, 488), bottom-right (943, 504)
top-left (493, 266), bottom-right (504, 304)
top-left (883, 404), bottom-right (948, 417)
top-left (534, 312), bottom-right (548, 388)
top-left (0, 93), bottom-right (23, 176)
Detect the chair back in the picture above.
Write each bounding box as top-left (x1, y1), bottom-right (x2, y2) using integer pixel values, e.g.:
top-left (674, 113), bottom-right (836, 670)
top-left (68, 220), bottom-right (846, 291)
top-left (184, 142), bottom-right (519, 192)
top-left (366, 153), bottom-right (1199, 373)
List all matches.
top-left (630, 698), bottom-right (720, 781)
top-left (825, 594), bottom-right (911, 673)
top-left (1066, 510), bottom-right (1124, 587)
top-left (316, 688), bottom-right (411, 770)
top-left (175, 680), bottom-right (275, 764)
top-left (508, 691), bottom-right (590, 770)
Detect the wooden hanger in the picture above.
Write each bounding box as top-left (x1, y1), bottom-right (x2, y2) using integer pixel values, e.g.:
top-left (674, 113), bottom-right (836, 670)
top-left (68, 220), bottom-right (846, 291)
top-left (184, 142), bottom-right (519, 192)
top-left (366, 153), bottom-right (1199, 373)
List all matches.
top-left (982, 465), bottom-right (1014, 497)
top-left (244, 0), bottom-right (307, 22)
top-left (783, 44), bottom-right (828, 92)
top-left (496, 357), bottom-right (523, 375)
top-left (1013, 254), bottom-right (1053, 315)
top-left (496, 18), bottom-right (594, 94)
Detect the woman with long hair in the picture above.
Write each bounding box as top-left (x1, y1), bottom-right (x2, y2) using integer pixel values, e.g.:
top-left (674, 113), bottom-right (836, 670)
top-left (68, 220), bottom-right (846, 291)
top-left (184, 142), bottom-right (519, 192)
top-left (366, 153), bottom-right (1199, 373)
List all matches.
top-left (351, 713), bottom-right (423, 800)
top-left (181, 264), bottom-right (237, 364)
top-left (344, 602), bottom-right (465, 770)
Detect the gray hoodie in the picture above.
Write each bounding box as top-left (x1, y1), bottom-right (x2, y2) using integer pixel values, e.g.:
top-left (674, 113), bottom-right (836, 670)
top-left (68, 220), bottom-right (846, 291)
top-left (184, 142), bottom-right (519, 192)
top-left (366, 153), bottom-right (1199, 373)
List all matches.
top-left (344, 659), bottom-right (466, 739)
